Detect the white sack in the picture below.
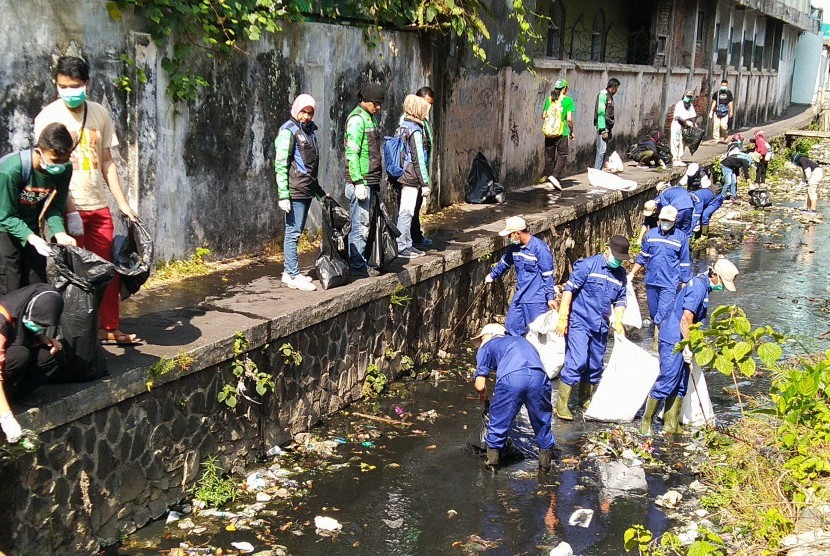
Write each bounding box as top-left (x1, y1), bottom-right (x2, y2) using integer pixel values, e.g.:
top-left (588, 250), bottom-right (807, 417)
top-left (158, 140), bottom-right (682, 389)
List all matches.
top-left (681, 364), bottom-right (716, 427)
top-left (525, 310), bottom-right (565, 379)
top-left (587, 167), bottom-right (638, 191)
top-left (621, 279), bottom-right (642, 329)
top-left (584, 335), bottom-right (659, 422)
top-left (606, 151), bottom-right (624, 173)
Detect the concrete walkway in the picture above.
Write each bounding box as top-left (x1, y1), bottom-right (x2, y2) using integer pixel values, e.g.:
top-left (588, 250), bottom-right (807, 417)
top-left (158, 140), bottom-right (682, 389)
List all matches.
top-left (16, 104), bottom-right (815, 434)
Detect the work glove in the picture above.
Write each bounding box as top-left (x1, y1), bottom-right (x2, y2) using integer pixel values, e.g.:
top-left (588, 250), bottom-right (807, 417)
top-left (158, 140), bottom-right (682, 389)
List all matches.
top-left (685, 120), bottom-right (694, 127)
top-left (27, 235), bottom-right (50, 257)
top-left (600, 130), bottom-right (609, 141)
top-left (421, 187), bottom-right (431, 198)
top-left (354, 183), bottom-right (368, 201)
top-left (484, 274), bottom-right (494, 284)
top-left (613, 318), bottom-right (625, 336)
top-left (693, 224), bottom-right (701, 232)
top-left (0, 411), bottom-right (22, 444)
top-left (682, 346), bottom-right (693, 364)
top-left (278, 199), bottom-right (292, 213)
top-left (66, 211), bottom-right (84, 236)
top-left (555, 311), bottom-right (569, 336)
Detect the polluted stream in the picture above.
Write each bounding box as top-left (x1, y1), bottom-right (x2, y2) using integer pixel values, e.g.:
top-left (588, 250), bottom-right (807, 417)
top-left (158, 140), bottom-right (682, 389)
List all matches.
top-left (119, 177), bottom-right (829, 555)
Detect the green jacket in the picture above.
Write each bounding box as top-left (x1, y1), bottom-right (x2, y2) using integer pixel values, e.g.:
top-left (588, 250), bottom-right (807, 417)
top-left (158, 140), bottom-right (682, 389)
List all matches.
top-left (344, 105), bottom-right (382, 187)
top-left (0, 151), bottom-right (70, 244)
top-left (274, 118), bottom-right (322, 201)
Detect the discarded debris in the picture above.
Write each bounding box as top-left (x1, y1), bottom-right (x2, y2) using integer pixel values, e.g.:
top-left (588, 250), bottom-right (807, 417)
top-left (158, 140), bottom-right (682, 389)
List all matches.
top-left (231, 541), bottom-right (255, 553)
top-left (655, 490), bottom-right (683, 508)
top-left (314, 515), bottom-right (342, 535)
top-left (549, 541), bottom-right (574, 556)
top-left (568, 509), bottom-right (594, 528)
top-left (351, 411), bottom-right (413, 426)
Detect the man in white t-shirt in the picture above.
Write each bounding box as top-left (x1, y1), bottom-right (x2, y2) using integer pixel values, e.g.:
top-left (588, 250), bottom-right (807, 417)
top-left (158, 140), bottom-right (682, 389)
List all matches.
top-left (670, 90), bottom-right (698, 167)
top-left (34, 56), bottom-right (140, 345)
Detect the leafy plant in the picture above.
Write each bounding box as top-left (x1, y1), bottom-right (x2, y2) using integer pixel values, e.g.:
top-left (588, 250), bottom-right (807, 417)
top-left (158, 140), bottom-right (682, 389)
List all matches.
top-left (114, 54), bottom-right (148, 93)
top-left (279, 342), bottom-right (302, 366)
top-left (218, 332), bottom-right (276, 408)
top-left (624, 525), bottom-right (726, 555)
top-left (191, 456), bottom-right (237, 508)
top-left (146, 351), bottom-right (194, 390)
top-left (400, 355), bottom-right (414, 373)
top-left (362, 363), bottom-right (387, 398)
top-left (150, 247), bottom-right (212, 284)
top-left (389, 284), bottom-right (412, 307)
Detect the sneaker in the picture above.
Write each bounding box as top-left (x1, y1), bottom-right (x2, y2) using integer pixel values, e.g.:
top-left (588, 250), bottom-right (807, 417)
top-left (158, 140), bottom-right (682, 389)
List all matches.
top-left (658, 160), bottom-right (667, 169)
top-left (398, 247), bottom-right (425, 259)
top-left (350, 268), bottom-right (369, 279)
top-left (282, 273), bottom-right (316, 291)
top-left (547, 175), bottom-right (562, 190)
top-left (367, 267), bottom-right (381, 277)
top-left (672, 161), bottom-right (687, 167)
top-left (800, 208), bottom-right (817, 214)
top-left (410, 246), bottom-right (425, 256)
top-left (282, 272), bottom-right (313, 284)
top-left (413, 237), bottom-right (433, 248)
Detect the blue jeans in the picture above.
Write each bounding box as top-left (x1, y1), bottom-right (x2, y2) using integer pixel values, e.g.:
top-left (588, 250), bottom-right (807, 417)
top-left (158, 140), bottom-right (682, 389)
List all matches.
top-left (594, 131), bottom-right (607, 170)
top-left (283, 198), bottom-right (312, 277)
top-left (721, 167), bottom-right (737, 198)
top-left (346, 183), bottom-right (372, 271)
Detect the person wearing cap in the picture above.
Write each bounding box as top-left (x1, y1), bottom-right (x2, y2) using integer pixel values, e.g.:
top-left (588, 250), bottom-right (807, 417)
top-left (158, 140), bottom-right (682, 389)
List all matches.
top-left (630, 205), bottom-right (691, 351)
top-left (640, 257), bottom-right (739, 436)
top-left (725, 133), bottom-right (744, 157)
top-left (472, 323), bottom-right (555, 472)
top-left (541, 79), bottom-right (575, 190)
top-left (678, 163), bottom-right (713, 192)
top-left (0, 284), bottom-right (65, 443)
top-left (690, 185), bottom-right (723, 239)
top-left (709, 79), bottom-right (734, 144)
top-left (749, 130), bottom-right (772, 187)
top-left (345, 83), bottom-right (385, 278)
top-left (655, 181), bottom-right (695, 237)
top-left (593, 78), bottom-right (620, 170)
top-left (793, 153), bottom-right (822, 214)
top-left (553, 235), bottom-right (629, 419)
top-left (670, 90), bottom-right (698, 167)
top-left (394, 95), bottom-right (432, 260)
top-left (636, 200), bottom-right (659, 245)
top-left (274, 93), bottom-right (325, 292)
top-left (485, 216), bottom-right (556, 336)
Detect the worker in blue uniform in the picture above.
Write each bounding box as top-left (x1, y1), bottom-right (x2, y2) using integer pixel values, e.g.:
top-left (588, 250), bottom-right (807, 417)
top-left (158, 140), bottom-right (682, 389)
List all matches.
top-left (655, 181), bottom-right (695, 237)
top-left (473, 323), bottom-right (555, 472)
top-left (690, 186), bottom-right (723, 239)
top-left (485, 216), bottom-right (556, 336)
top-left (629, 205), bottom-right (691, 351)
top-left (640, 257), bottom-right (739, 435)
top-left (554, 235), bottom-right (629, 420)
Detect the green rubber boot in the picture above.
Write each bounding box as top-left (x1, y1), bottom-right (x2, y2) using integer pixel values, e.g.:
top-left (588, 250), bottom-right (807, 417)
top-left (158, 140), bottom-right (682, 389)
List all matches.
top-left (578, 382), bottom-right (597, 410)
top-left (700, 224), bottom-right (709, 238)
top-left (538, 448), bottom-right (552, 472)
top-left (485, 447), bottom-right (500, 472)
top-left (554, 383), bottom-right (574, 421)
top-left (639, 396), bottom-right (660, 436)
top-left (662, 396), bottom-right (683, 435)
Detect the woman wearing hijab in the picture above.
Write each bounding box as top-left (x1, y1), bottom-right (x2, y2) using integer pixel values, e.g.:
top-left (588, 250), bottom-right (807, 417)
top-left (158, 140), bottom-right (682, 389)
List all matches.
top-left (274, 93), bottom-right (325, 291)
top-left (0, 284), bottom-right (65, 443)
top-left (394, 95), bottom-right (432, 259)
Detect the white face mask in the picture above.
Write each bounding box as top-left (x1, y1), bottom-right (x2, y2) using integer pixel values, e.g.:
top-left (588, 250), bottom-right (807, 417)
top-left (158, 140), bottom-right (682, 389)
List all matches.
top-left (659, 221), bottom-right (674, 232)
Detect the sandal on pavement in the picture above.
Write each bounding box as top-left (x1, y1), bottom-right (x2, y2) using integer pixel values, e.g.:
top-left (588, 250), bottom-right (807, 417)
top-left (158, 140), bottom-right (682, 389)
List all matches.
top-left (99, 330), bottom-right (143, 346)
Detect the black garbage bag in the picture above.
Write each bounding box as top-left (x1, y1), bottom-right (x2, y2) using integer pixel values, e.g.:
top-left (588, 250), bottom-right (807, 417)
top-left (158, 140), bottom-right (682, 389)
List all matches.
top-left (111, 214), bottom-right (154, 300)
top-left (749, 188), bottom-right (772, 208)
top-left (466, 152), bottom-right (505, 204)
top-left (367, 196), bottom-right (400, 270)
top-left (51, 245), bottom-right (115, 381)
top-left (682, 127), bottom-right (705, 155)
top-left (315, 195), bottom-right (351, 290)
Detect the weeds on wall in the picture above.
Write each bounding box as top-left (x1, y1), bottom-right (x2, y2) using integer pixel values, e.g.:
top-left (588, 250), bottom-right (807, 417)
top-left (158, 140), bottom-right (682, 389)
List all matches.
top-left (191, 456), bottom-right (238, 508)
top-left (217, 332), bottom-right (276, 409)
top-left (146, 351), bottom-right (195, 391)
top-left (362, 364), bottom-right (387, 398)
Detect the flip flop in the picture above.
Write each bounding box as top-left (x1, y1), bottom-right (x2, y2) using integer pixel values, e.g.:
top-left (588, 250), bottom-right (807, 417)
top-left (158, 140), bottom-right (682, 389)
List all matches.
top-left (99, 331), bottom-right (143, 346)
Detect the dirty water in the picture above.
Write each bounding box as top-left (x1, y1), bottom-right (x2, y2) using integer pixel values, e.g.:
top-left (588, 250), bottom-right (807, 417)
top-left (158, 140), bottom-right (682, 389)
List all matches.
top-left (117, 181), bottom-right (829, 555)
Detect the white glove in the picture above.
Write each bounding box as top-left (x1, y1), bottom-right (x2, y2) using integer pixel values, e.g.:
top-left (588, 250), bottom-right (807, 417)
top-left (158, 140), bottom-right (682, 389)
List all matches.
top-left (354, 183), bottom-right (368, 201)
top-left (421, 187), bottom-right (431, 198)
top-left (278, 199), bottom-right (291, 213)
top-left (484, 274), bottom-right (494, 284)
top-left (66, 211), bottom-right (84, 236)
top-left (685, 120), bottom-right (694, 127)
top-left (1, 411), bottom-right (22, 444)
top-left (693, 224), bottom-right (701, 232)
top-left (682, 346), bottom-right (693, 364)
top-left (27, 235), bottom-right (50, 257)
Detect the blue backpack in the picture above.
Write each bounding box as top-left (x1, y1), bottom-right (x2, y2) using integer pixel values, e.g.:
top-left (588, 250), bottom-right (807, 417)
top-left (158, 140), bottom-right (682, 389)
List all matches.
top-left (383, 121), bottom-right (420, 179)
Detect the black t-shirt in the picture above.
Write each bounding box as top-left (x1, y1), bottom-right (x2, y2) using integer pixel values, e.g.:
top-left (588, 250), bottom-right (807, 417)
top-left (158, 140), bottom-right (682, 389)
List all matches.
top-left (643, 214), bottom-right (658, 229)
top-left (797, 156), bottom-right (819, 172)
top-left (711, 89), bottom-right (733, 117)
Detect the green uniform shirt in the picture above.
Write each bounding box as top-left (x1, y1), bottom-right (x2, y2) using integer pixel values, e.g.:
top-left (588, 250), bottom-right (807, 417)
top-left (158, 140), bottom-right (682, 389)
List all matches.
top-left (542, 95), bottom-right (576, 137)
top-left (344, 105), bottom-right (382, 186)
top-left (0, 151), bottom-right (70, 244)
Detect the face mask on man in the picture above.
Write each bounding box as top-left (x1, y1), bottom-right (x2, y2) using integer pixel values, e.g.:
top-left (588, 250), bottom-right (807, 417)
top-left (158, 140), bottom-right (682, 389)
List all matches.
top-left (22, 317), bottom-right (45, 335)
top-left (720, 87), bottom-right (728, 92)
top-left (659, 221), bottom-right (674, 232)
top-left (35, 149), bottom-right (71, 175)
top-left (606, 255), bottom-right (622, 269)
top-left (58, 85), bottom-right (86, 108)
top-left (509, 233), bottom-right (521, 245)
top-left (711, 283), bottom-right (725, 292)
top-left (683, 97), bottom-right (692, 104)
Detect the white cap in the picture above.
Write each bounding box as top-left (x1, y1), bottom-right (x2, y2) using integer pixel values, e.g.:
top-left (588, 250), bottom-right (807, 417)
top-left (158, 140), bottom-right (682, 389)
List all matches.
top-left (659, 205), bottom-right (678, 221)
top-left (498, 216), bottom-right (528, 237)
top-left (686, 163), bottom-right (699, 177)
top-left (656, 181), bottom-right (670, 192)
top-left (643, 200), bottom-right (658, 216)
top-left (712, 257), bottom-right (739, 291)
top-left (473, 323), bottom-right (507, 345)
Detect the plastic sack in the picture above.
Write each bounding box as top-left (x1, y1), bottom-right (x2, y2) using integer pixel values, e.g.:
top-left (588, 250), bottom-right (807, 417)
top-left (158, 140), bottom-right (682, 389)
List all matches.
top-left (587, 167), bottom-right (638, 191)
top-left (315, 196), bottom-right (351, 290)
top-left (682, 127), bottom-right (705, 155)
top-left (749, 188), bottom-right (772, 208)
top-left (50, 245), bottom-right (115, 381)
top-left (621, 279), bottom-right (642, 329)
top-left (111, 214), bottom-right (154, 300)
top-left (681, 364), bottom-right (716, 427)
top-left (466, 152), bottom-right (505, 204)
top-left (367, 197), bottom-right (400, 270)
top-left (525, 310), bottom-right (565, 379)
top-left (606, 151), bottom-right (624, 173)
top-left (584, 334), bottom-right (659, 422)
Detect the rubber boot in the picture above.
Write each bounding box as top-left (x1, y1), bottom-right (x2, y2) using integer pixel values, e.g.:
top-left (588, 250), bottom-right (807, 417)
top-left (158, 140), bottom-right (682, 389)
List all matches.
top-left (485, 447), bottom-right (500, 472)
top-left (662, 396), bottom-right (683, 435)
top-left (578, 382), bottom-right (597, 410)
top-left (554, 383), bottom-right (574, 421)
top-left (538, 448), bottom-right (552, 472)
top-left (652, 325), bottom-right (660, 352)
top-left (639, 396), bottom-right (660, 436)
top-left (700, 224), bottom-right (709, 238)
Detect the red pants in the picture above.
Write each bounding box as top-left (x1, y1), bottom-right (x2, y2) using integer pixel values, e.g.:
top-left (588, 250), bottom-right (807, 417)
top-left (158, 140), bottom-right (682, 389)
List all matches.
top-left (74, 207), bottom-right (120, 331)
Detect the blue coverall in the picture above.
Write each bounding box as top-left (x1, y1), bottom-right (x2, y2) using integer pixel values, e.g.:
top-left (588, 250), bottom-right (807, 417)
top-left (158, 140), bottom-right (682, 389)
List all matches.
top-left (690, 188), bottom-right (724, 229)
top-left (489, 235), bottom-right (555, 336)
top-left (560, 254), bottom-right (627, 387)
top-left (476, 335), bottom-right (555, 451)
top-left (657, 186), bottom-right (694, 236)
top-left (635, 226), bottom-right (691, 326)
top-left (649, 272), bottom-right (711, 400)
